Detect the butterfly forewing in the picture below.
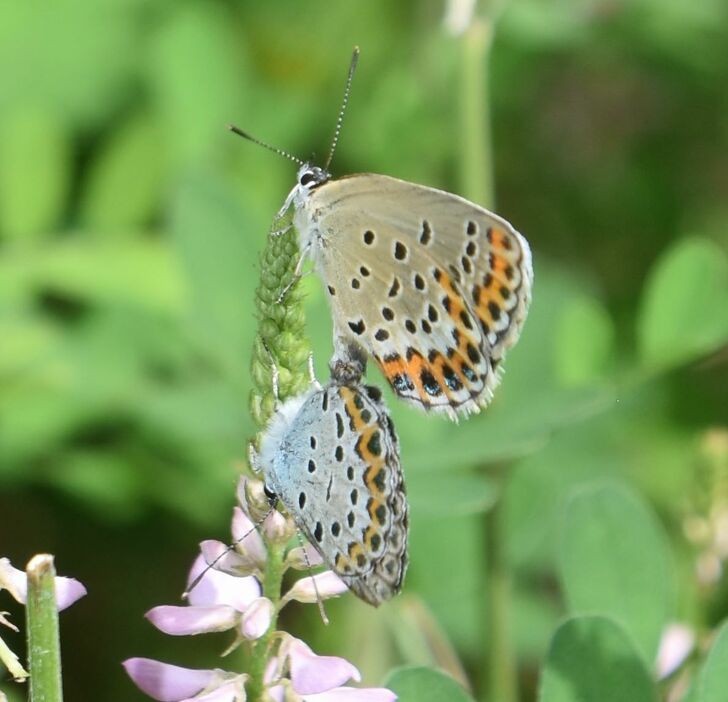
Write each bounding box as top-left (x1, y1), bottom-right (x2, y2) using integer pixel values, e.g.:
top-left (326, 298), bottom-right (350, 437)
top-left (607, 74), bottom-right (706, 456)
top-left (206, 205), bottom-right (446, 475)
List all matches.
top-left (302, 173), bottom-right (533, 416)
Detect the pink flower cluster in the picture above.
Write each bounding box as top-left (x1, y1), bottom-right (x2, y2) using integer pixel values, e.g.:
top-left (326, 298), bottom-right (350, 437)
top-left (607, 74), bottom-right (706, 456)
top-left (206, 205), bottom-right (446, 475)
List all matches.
top-left (124, 478), bottom-right (396, 702)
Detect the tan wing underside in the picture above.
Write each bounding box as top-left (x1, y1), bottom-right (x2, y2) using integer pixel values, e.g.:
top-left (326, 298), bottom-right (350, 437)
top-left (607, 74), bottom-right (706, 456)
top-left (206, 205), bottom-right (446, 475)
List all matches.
top-left (309, 174), bottom-right (532, 416)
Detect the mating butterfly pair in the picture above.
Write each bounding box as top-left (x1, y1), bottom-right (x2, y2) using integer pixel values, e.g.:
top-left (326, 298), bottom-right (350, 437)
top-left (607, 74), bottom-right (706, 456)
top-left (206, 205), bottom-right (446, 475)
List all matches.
top-left (249, 49), bottom-right (532, 606)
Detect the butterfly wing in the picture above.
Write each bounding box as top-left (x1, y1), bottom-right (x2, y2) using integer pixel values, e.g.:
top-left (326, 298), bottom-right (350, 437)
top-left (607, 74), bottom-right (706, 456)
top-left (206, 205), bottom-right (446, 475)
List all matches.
top-left (263, 382), bottom-right (408, 606)
top-left (301, 174), bottom-right (533, 416)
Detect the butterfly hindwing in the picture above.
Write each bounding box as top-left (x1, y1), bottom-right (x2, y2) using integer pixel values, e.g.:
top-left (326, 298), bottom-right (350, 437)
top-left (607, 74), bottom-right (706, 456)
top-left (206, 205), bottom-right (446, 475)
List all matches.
top-left (260, 381), bottom-right (408, 606)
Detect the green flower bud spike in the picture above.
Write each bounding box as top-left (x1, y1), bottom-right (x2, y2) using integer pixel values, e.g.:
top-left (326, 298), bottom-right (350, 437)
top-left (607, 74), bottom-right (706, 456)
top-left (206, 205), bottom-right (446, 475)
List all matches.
top-left (250, 213), bottom-right (312, 433)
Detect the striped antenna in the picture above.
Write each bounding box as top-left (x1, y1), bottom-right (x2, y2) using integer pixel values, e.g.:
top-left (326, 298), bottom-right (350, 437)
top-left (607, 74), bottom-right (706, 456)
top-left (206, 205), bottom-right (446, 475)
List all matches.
top-left (228, 124), bottom-right (306, 167)
top-left (182, 504), bottom-right (275, 599)
top-left (295, 530), bottom-right (329, 625)
top-left (324, 46), bottom-right (360, 171)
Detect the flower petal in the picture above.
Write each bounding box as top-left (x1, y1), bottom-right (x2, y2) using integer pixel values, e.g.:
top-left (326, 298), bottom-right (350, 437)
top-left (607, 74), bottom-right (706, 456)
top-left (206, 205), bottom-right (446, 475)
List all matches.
top-left (0, 559), bottom-right (29, 603)
top-left (287, 638), bottom-right (360, 695)
top-left (231, 508), bottom-right (267, 567)
top-left (284, 572), bottom-right (348, 605)
top-left (286, 544), bottom-right (324, 570)
top-left (122, 658), bottom-right (217, 702)
top-left (199, 540), bottom-right (259, 579)
top-left (0, 558), bottom-right (86, 611)
top-left (54, 575), bottom-right (87, 610)
top-left (196, 679), bottom-right (247, 702)
top-left (186, 555), bottom-right (260, 610)
top-left (146, 605), bottom-right (240, 635)
top-left (303, 687), bottom-right (397, 702)
top-left (238, 477), bottom-right (271, 522)
top-left (655, 623), bottom-right (695, 679)
top-left (263, 510), bottom-right (295, 544)
top-left (241, 597), bottom-right (274, 640)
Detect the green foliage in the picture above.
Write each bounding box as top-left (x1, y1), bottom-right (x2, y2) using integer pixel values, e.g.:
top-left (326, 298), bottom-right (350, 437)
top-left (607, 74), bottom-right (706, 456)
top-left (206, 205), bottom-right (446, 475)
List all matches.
top-left (538, 616), bottom-right (658, 702)
top-left (0, 106), bottom-right (70, 241)
top-left (638, 237), bottom-right (728, 370)
top-left (385, 666), bottom-right (475, 702)
top-left (558, 484), bottom-right (673, 661)
top-left (696, 623), bottom-right (728, 702)
top-left (80, 112), bottom-right (168, 233)
top-left (554, 296), bottom-right (615, 387)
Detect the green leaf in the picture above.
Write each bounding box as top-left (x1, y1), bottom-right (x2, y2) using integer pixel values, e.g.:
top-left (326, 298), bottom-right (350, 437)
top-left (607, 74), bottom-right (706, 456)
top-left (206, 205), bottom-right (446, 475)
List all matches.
top-left (0, 2), bottom-right (137, 128)
top-left (696, 622), bottom-right (728, 702)
top-left (0, 238), bottom-right (186, 313)
top-left (147, 3), bottom-right (243, 167)
top-left (0, 106), bottom-right (70, 241)
top-left (407, 470), bottom-right (497, 517)
top-left (638, 237), bottom-right (728, 370)
top-left (169, 171), bottom-right (260, 379)
top-left (80, 112), bottom-right (167, 232)
top-left (553, 296), bottom-right (615, 387)
top-left (406, 512), bottom-right (483, 655)
top-left (558, 483), bottom-right (672, 661)
top-left (385, 666), bottom-right (475, 702)
top-left (539, 616), bottom-right (658, 702)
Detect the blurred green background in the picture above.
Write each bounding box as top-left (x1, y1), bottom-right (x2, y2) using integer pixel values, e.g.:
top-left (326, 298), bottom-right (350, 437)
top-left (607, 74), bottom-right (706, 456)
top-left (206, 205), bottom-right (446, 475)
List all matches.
top-left (2, 0), bottom-right (728, 700)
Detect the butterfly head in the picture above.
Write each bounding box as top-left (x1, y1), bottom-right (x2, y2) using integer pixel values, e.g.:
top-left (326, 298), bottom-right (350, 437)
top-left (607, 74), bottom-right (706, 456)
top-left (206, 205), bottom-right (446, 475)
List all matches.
top-left (297, 164), bottom-right (330, 192)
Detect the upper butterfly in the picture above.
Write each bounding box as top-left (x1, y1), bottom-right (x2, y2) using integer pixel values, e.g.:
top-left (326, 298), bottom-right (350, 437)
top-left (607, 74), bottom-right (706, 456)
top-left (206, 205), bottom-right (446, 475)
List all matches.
top-left (234, 48), bottom-right (533, 419)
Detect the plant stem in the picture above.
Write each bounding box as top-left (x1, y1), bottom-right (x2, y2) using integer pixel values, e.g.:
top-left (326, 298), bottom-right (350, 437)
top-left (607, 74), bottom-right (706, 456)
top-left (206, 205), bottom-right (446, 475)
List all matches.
top-left (247, 197), bottom-right (312, 699)
top-left (25, 554), bottom-right (63, 702)
top-left (484, 476), bottom-right (517, 702)
top-left (246, 542), bottom-right (285, 702)
top-left (458, 8), bottom-right (518, 702)
top-left (459, 17), bottom-right (495, 209)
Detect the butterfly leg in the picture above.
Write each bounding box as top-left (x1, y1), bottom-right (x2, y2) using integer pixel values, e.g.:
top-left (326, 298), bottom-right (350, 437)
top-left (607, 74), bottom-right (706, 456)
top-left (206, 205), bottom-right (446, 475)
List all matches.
top-left (259, 339), bottom-right (282, 408)
top-left (275, 244), bottom-right (311, 304)
top-left (307, 353), bottom-right (322, 391)
top-left (270, 223), bottom-right (293, 238)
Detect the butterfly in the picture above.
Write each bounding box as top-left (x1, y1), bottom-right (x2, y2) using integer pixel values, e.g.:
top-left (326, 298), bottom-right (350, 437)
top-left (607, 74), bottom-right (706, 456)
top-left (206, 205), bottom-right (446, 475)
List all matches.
top-left (234, 48), bottom-right (533, 420)
top-left (255, 376), bottom-right (408, 606)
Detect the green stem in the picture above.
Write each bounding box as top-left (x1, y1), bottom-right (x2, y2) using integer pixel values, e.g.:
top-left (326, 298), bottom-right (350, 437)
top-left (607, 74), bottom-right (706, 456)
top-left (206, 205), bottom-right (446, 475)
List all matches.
top-left (25, 554), bottom-right (63, 702)
top-left (458, 7), bottom-right (517, 701)
top-left (246, 198), bottom-right (313, 699)
top-left (459, 17), bottom-right (495, 209)
top-left (245, 543), bottom-right (285, 702)
top-left (484, 476), bottom-right (517, 702)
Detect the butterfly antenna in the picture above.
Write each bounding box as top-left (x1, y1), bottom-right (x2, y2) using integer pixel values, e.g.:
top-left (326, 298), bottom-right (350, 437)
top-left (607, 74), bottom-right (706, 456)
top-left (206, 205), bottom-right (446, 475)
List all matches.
top-left (296, 530), bottom-right (329, 625)
top-left (228, 124), bottom-right (306, 167)
top-left (182, 505), bottom-right (275, 599)
top-left (324, 46), bottom-right (360, 172)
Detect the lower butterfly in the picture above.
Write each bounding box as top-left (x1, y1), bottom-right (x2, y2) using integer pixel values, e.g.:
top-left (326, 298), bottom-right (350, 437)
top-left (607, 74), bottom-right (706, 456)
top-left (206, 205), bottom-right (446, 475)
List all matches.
top-left (254, 375), bottom-right (408, 607)
top-left (234, 47), bottom-right (533, 419)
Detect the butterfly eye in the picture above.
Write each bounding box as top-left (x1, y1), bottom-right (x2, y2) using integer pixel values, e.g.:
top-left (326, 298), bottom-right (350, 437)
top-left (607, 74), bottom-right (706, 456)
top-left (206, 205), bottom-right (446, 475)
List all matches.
top-left (299, 171), bottom-right (317, 187)
top-left (263, 484), bottom-right (277, 503)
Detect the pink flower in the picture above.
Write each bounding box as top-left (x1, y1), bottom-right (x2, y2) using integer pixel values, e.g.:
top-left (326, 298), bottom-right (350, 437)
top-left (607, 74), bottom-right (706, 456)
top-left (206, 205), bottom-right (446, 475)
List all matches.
top-left (283, 572), bottom-right (348, 605)
top-left (0, 557), bottom-right (86, 611)
top-left (146, 556), bottom-right (267, 638)
top-left (125, 477), bottom-right (397, 702)
top-left (259, 636), bottom-right (395, 701)
top-left (123, 658), bottom-right (246, 702)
